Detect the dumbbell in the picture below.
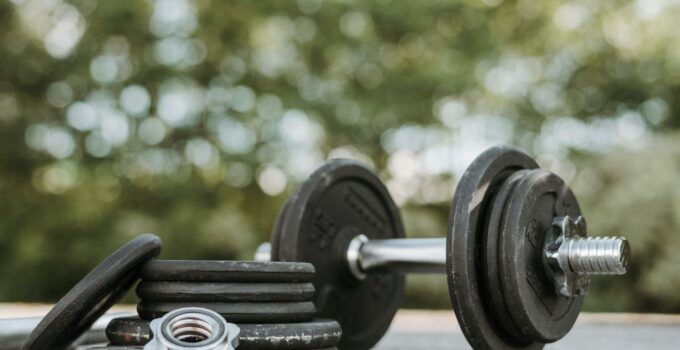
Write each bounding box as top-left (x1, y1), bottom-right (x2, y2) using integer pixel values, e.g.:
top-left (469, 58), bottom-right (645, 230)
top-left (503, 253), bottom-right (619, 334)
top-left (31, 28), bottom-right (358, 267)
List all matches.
top-left (255, 145), bottom-right (630, 350)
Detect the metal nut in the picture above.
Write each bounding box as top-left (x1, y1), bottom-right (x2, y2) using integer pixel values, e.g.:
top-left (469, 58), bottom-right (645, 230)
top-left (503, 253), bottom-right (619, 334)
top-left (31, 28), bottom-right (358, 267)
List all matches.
top-left (144, 307), bottom-right (239, 350)
top-left (546, 216), bottom-right (631, 297)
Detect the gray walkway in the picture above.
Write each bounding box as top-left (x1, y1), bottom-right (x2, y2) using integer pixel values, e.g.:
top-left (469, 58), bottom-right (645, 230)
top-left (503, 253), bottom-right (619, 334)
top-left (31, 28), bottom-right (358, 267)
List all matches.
top-left (1, 305), bottom-right (678, 349)
top-left (376, 311), bottom-right (680, 349)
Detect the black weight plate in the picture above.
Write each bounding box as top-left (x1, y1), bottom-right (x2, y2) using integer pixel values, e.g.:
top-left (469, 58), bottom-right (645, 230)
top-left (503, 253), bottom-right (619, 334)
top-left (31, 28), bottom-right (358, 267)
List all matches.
top-left (272, 159), bottom-right (405, 350)
top-left (448, 145), bottom-right (543, 350)
top-left (107, 317), bottom-right (341, 349)
top-left (234, 319), bottom-right (342, 350)
top-left (484, 169), bottom-right (533, 344)
top-left (106, 317), bottom-right (152, 346)
top-left (22, 234), bottom-right (162, 350)
top-left (136, 281), bottom-right (315, 302)
top-left (139, 260), bottom-right (315, 283)
top-left (500, 169), bottom-right (583, 342)
top-left (270, 198), bottom-right (292, 261)
top-left (137, 301), bottom-right (316, 323)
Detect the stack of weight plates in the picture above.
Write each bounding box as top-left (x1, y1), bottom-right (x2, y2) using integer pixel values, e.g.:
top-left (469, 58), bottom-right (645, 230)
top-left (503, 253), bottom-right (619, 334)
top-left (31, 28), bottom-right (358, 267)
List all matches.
top-left (135, 260), bottom-right (318, 323)
top-left (105, 260), bottom-right (342, 349)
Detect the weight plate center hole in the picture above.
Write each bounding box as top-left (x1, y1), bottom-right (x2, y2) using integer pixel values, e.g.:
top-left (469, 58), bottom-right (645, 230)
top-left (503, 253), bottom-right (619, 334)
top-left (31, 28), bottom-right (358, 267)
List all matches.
top-left (165, 313), bottom-right (220, 344)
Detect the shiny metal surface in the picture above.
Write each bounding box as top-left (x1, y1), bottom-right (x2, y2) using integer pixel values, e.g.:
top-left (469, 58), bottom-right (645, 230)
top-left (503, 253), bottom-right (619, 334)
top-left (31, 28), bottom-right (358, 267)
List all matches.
top-left (145, 307), bottom-right (239, 350)
top-left (346, 234), bottom-right (369, 280)
top-left (546, 216), bottom-right (631, 297)
top-left (357, 237), bottom-right (447, 275)
top-left (562, 237), bottom-right (630, 275)
top-left (256, 236), bottom-right (447, 278)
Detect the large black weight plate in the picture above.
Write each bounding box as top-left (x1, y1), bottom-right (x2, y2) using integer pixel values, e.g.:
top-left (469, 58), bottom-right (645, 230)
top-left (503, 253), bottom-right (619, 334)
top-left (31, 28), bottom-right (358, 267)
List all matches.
top-left (136, 281), bottom-right (315, 302)
top-left (484, 169), bottom-right (533, 344)
top-left (137, 301), bottom-right (316, 323)
top-left (22, 234), bottom-right (161, 350)
top-left (107, 317), bottom-right (341, 349)
top-left (139, 260), bottom-right (315, 283)
top-left (448, 145), bottom-right (543, 350)
top-left (272, 159), bottom-right (405, 350)
top-left (500, 169), bottom-right (583, 342)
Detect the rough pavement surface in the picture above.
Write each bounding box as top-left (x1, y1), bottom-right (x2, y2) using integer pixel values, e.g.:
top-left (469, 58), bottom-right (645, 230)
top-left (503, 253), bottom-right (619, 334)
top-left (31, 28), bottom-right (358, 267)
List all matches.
top-left (375, 311), bottom-right (680, 349)
top-left (2, 305), bottom-right (679, 349)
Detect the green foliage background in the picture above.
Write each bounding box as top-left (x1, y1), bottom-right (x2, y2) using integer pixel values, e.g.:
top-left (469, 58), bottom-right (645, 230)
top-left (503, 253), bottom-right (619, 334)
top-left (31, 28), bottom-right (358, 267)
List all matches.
top-left (0, 0), bottom-right (678, 312)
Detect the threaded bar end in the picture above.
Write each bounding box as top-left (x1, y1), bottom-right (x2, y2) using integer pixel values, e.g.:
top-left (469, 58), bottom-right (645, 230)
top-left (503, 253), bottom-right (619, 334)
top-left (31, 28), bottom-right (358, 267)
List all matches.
top-left (563, 237), bottom-right (630, 275)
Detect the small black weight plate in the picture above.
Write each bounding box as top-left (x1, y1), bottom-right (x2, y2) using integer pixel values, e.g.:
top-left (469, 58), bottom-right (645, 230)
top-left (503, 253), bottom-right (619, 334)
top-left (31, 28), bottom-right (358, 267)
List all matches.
top-left (271, 159), bottom-right (405, 350)
top-left (237, 319), bottom-right (342, 350)
top-left (483, 169), bottom-right (534, 344)
top-left (137, 301), bottom-right (316, 323)
top-left (500, 169), bottom-right (583, 342)
top-left (107, 317), bottom-right (341, 349)
top-left (139, 260), bottom-right (315, 283)
top-left (136, 281), bottom-right (315, 302)
top-left (448, 145), bottom-right (543, 350)
top-left (22, 234), bottom-right (161, 350)
top-left (106, 317), bottom-right (152, 346)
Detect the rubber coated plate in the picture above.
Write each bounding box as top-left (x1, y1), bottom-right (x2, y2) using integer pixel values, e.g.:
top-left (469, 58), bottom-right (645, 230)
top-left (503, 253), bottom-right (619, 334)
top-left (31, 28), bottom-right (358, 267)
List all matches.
top-left (270, 198), bottom-right (292, 261)
top-left (448, 146), bottom-right (543, 350)
top-left (136, 281), bottom-right (315, 302)
top-left (272, 159), bottom-right (405, 350)
top-left (107, 317), bottom-right (341, 349)
top-left (106, 317), bottom-right (153, 346)
top-left (238, 319), bottom-right (341, 350)
top-left (500, 169), bottom-right (583, 342)
top-left (484, 169), bottom-right (534, 344)
top-left (22, 234), bottom-right (161, 350)
top-left (139, 260), bottom-right (315, 283)
top-left (137, 301), bottom-right (316, 323)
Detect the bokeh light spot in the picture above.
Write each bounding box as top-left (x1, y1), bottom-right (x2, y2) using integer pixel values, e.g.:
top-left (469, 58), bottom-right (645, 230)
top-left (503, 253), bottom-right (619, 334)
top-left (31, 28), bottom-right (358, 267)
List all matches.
top-left (120, 85), bottom-right (151, 117)
top-left (46, 82), bottom-right (73, 108)
top-left (257, 165), bottom-right (287, 196)
top-left (66, 102), bottom-right (99, 131)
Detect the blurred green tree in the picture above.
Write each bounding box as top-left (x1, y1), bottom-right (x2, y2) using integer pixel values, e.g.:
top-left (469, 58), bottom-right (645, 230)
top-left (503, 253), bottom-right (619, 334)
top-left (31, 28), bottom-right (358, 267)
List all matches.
top-left (0, 0), bottom-right (679, 311)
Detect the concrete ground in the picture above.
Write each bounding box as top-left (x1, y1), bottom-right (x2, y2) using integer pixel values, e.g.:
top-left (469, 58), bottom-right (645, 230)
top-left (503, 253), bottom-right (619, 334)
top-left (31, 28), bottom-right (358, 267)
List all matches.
top-left (376, 311), bottom-right (680, 349)
top-left (2, 305), bottom-right (679, 349)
